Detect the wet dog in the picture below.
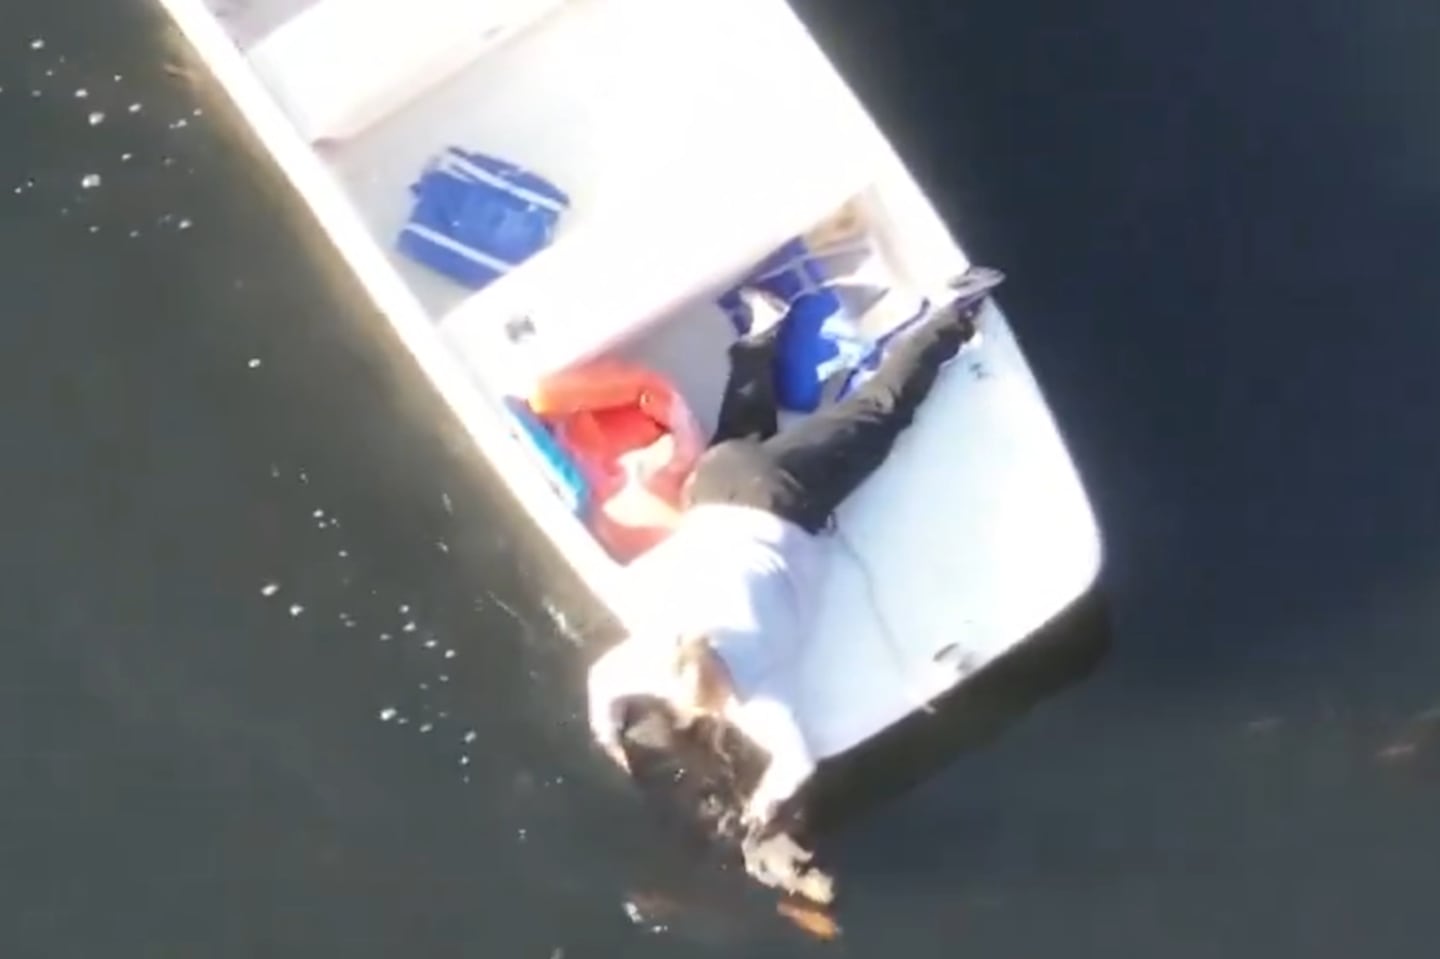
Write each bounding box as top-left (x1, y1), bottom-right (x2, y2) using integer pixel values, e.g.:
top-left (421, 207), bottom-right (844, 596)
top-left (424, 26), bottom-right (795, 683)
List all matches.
top-left (617, 696), bottom-right (836, 905)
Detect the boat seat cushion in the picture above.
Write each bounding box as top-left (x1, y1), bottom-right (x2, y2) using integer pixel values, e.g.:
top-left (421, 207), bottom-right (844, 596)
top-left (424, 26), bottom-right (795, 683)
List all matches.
top-left (246, 0), bottom-right (566, 142)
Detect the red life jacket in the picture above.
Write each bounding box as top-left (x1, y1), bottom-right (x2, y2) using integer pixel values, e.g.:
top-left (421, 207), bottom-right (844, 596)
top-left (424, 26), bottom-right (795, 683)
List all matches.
top-left (529, 361), bottom-right (703, 562)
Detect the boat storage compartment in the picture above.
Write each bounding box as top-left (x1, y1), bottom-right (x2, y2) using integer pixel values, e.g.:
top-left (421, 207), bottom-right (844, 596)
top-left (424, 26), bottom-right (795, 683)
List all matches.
top-left (513, 193), bottom-right (919, 556)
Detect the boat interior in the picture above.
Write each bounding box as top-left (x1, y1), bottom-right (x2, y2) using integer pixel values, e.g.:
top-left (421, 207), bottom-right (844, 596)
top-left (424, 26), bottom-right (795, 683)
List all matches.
top-left (194, 0), bottom-right (1103, 759)
top-left (205, 0), bottom-right (963, 409)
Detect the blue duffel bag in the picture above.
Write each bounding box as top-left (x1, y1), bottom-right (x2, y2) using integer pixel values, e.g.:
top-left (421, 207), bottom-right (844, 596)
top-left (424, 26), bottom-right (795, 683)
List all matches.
top-left (397, 147), bottom-right (570, 291)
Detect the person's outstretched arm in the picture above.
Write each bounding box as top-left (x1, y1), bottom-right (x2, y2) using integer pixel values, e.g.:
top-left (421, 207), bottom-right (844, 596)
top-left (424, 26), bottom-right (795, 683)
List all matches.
top-left (586, 638), bottom-right (671, 768)
top-left (727, 689), bottom-right (817, 828)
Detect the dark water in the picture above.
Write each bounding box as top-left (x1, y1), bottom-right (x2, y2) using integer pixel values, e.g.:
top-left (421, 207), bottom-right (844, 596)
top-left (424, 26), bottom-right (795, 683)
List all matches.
top-left (4, 0), bottom-right (1440, 955)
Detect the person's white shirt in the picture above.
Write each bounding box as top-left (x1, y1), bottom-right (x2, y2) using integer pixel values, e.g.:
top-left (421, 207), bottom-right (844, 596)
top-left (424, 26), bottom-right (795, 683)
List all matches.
top-left (586, 502), bottom-right (830, 825)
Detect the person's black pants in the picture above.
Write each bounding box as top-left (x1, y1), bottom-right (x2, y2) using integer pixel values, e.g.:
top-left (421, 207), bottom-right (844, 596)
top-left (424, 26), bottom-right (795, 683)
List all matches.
top-left (684, 300), bottom-right (979, 534)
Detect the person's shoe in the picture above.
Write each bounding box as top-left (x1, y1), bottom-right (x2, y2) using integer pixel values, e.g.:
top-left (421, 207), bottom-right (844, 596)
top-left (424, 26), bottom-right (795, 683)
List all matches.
top-left (933, 265), bottom-right (1006, 348)
top-left (735, 286), bottom-right (791, 343)
top-left (945, 265), bottom-right (1006, 310)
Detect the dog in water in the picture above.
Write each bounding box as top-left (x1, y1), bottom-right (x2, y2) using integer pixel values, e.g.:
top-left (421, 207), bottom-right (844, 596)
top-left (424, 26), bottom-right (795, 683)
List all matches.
top-left (616, 696), bottom-right (836, 906)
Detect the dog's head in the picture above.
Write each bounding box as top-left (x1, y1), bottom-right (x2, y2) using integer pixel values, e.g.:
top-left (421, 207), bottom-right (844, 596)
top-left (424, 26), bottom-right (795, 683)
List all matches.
top-left (617, 695), bottom-right (764, 843)
top-left (617, 696), bottom-right (836, 905)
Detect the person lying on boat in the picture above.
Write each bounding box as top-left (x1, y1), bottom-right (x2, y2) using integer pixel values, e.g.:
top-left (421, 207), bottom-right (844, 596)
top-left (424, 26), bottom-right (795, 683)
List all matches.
top-left (586, 264), bottom-right (1006, 832)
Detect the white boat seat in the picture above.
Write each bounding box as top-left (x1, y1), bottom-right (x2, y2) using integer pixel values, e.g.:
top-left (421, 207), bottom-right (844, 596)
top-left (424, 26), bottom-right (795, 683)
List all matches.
top-left (246, 0), bottom-right (567, 143)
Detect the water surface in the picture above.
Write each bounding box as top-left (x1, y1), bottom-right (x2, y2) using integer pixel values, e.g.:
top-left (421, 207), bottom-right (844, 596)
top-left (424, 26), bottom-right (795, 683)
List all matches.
top-left (3, 1), bottom-right (1440, 956)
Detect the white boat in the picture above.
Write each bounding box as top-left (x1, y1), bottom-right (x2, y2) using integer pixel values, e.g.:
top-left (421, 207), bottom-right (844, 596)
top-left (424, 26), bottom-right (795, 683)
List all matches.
top-left (159, 0), bottom-right (1103, 767)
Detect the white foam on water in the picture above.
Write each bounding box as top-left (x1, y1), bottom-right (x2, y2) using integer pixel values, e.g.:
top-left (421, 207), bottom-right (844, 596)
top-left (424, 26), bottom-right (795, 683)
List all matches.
top-left (541, 596), bottom-right (584, 646)
top-left (441, 492), bottom-right (453, 514)
top-left (436, 540), bottom-right (449, 553)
